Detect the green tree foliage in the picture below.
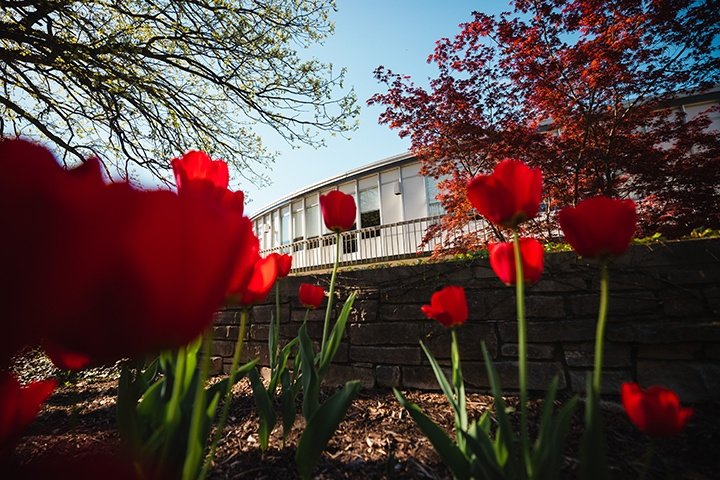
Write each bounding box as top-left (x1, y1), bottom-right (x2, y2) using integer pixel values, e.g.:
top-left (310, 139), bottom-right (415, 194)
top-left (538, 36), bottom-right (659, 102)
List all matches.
top-left (0, 0), bottom-right (357, 185)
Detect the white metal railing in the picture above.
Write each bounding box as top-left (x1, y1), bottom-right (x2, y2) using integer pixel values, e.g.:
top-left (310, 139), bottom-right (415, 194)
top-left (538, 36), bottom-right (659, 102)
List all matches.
top-left (260, 215), bottom-right (490, 272)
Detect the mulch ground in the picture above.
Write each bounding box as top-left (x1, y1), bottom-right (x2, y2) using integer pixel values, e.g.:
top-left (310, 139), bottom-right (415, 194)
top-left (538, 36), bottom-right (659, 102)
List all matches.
top-left (8, 374), bottom-right (719, 479)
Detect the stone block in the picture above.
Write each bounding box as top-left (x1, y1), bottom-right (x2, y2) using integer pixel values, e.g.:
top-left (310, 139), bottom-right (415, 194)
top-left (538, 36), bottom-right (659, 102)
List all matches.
top-left (291, 308), bottom-right (325, 323)
top-left (703, 344), bottom-right (720, 360)
top-left (250, 305), bottom-right (276, 324)
top-left (212, 340), bottom-right (235, 358)
top-left (607, 322), bottom-right (720, 344)
top-left (500, 320), bottom-right (597, 343)
top-left (501, 343), bottom-right (555, 360)
top-left (349, 346), bottom-right (421, 365)
top-left (216, 309), bottom-right (243, 325)
top-left (563, 343), bottom-right (631, 368)
top-left (638, 343), bottom-right (703, 360)
top-left (323, 364), bottom-right (375, 389)
top-left (349, 322), bottom-right (421, 346)
top-left (637, 361), bottom-right (720, 402)
top-left (660, 291), bottom-right (708, 317)
top-left (350, 300), bottom-right (380, 323)
top-left (375, 365), bottom-right (401, 388)
top-left (421, 323), bottom-right (497, 360)
top-left (531, 277), bottom-right (587, 293)
top-left (250, 324), bottom-right (269, 341)
top-left (378, 304), bottom-right (424, 321)
top-left (568, 370), bottom-right (631, 395)
top-left (401, 365), bottom-right (445, 391)
top-left (525, 295), bottom-right (566, 319)
top-left (463, 361), bottom-right (566, 390)
top-left (481, 290), bottom-right (516, 320)
top-left (600, 273), bottom-right (662, 291)
top-left (240, 342), bottom-right (269, 365)
top-left (210, 356), bottom-right (224, 375)
top-left (704, 286), bottom-right (720, 310)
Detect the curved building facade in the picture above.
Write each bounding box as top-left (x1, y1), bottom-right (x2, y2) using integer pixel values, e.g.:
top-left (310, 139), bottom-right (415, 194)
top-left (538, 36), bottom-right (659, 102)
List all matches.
top-left (250, 152), bottom-right (487, 271)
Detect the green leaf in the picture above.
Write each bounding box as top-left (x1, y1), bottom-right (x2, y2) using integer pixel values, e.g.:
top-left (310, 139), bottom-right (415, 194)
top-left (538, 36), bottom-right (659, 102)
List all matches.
top-left (248, 368), bottom-right (277, 451)
top-left (461, 422), bottom-right (505, 480)
top-left (419, 340), bottom-right (460, 419)
top-left (206, 358), bottom-right (258, 400)
top-left (296, 381), bottom-right (361, 480)
top-left (481, 342), bottom-right (520, 478)
top-left (280, 369), bottom-right (297, 441)
top-left (269, 337), bottom-right (298, 395)
top-left (116, 364), bottom-right (140, 447)
top-left (318, 292), bottom-right (356, 377)
top-left (269, 310), bottom-right (278, 370)
top-left (393, 388), bottom-right (470, 480)
top-left (298, 323), bottom-right (320, 420)
top-left (578, 376), bottom-right (609, 480)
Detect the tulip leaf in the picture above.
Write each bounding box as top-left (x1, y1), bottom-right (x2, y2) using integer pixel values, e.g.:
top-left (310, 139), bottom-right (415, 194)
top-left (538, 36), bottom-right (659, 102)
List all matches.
top-left (268, 311), bottom-right (278, 370)
top-left (248, 367), bottom-right (277, 451)
top-left (461, 422), bottom-right (505, 480)
top-left (280, 369), bottom-right (297, 441)
top-left (298, 323), bottom-right (320, 420)
top-left (394, 388), bottom-right (470, 480)
top-left (206, 358), bottom-right (258, 400)
top-left (117, 364), bottom-right (141, 447)
top-left (420, 340), bottom-right (460, 418)
top-left (296, 381), bottom-right (361, 480)
top-left (269, 337), bottom-right (298, 395)
top-left (318, 291), bottom-right (356, 377)
top-left (579, 376), bottom-right (609, 480)
top-left (481, 342), bottom-right (520, 478)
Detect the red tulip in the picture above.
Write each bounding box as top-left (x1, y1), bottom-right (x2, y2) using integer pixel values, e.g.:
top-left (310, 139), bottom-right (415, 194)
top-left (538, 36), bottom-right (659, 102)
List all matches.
top-left (172, 150), bottom-right (247, 216)
top-left (0, 373), bottom-right (56, 455)
top-left (621, 383), bottom-right (693, 437)
top-left (467, 159), bottom-right (542, 228)
top-left (0, 139), bottom-right (255, 366)
top-left (559, 196), bottom-right (636, 259)
top-left (221, 189), bottom-right (245, 216)
top-left (172, 150), bottom-right (229, 199)
top-left (299, 283), bottom-right (325, 309)
top-left (488, 238), bottom-right (544, 285)
top-left (421, 286), bottom-right (468, 328)
top-left (320, 190), bottom-right (356, 233)
top-left (43, 342), bottom-right (92, 371)
top-left (230, 254), bottom-right (279, 306)
top-left (270, 253), bottom-right (293, 278)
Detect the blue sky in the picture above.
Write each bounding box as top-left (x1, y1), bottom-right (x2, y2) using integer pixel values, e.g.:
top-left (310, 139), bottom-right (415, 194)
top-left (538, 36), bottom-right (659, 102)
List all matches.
top-left (243, 1), bottom-right (508, 215)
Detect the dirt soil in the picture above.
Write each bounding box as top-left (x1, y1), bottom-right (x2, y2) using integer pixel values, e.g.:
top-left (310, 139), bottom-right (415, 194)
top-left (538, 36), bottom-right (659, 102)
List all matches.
top-left (8, 375), bottom-right (719, 480)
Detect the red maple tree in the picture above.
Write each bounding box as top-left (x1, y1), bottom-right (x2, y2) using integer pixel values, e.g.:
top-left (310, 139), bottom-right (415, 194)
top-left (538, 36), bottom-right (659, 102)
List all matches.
top-left (369, 0), bottom-right (720, 252)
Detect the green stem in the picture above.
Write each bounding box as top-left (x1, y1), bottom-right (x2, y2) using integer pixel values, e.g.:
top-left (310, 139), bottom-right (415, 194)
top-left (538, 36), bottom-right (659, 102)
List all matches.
top-left (182, 330), bottom-right (212, 480)
top-left (273, 282), bottom-right (281, 369)
top-left (321, 232), bottom-right (341, 354)
top-left (512, 230), bottom-right (530, 477)
top-left (450, 328), bottom-right (467, 454)
top-left (593, 262), bottom-right (609, 394)
top-left (200, 309), bottom-right (249, 480)
top-left (303, 309), bottom-right (309, 326)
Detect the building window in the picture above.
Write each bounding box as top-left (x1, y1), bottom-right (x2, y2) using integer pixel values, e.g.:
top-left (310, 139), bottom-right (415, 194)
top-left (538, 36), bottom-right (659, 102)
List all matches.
top-left (305, 199), bottom-right (319, 249)
top-left (359, 186), bottom-right (380, 239)
top-left (272, 211), bottom-right (280, 247)
top-left (292, 201), bottom-right (303, 242)
top-left (281, 206), bottom-right (291, 245)
top-left (425, 177), bottom-right (445, 217)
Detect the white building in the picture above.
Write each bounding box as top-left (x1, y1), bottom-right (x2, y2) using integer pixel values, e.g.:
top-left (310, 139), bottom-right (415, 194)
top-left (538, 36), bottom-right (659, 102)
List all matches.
top-left (251, 152), bottom-right (487, 271)
top-left (252, 87), bottom-right (720, 272)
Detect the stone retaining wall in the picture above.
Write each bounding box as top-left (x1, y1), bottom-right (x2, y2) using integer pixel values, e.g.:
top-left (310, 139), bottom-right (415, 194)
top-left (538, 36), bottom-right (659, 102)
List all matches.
top-left (213, 238), bottom-right (720, 401)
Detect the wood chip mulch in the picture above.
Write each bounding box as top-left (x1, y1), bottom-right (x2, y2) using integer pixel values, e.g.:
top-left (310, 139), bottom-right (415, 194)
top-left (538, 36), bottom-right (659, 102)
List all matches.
top-left (8, 378), bottom-right (720, 479)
